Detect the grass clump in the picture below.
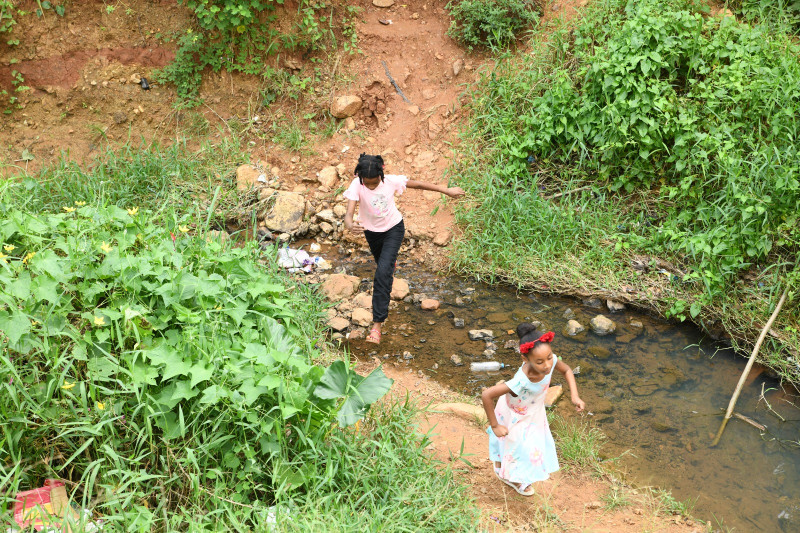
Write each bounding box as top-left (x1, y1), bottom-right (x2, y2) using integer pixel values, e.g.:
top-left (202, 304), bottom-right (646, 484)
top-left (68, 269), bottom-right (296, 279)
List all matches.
top-left (450, 0), bottom-right (800, 382)
top-left (446, 0), bottom-right (540, 51)
top-left (278, 398), bottom-right (480, 532)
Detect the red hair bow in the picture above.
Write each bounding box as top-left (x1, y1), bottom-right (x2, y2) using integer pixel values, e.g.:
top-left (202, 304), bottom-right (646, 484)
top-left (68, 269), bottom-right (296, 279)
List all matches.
top-left (519, 331), bottom-right (555, 354)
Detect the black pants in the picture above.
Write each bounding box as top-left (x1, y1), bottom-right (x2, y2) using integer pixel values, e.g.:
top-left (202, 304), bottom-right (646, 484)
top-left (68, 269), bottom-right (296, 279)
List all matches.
top-left (364, 220), bottom-right (405, 323)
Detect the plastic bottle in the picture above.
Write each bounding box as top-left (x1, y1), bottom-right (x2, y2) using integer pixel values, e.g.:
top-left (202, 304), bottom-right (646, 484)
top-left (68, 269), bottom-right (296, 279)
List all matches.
top-left (470, 362), bottom-right (505, 372)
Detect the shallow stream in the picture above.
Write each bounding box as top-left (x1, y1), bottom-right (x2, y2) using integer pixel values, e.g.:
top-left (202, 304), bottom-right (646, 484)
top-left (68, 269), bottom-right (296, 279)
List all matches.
top-left (341, 260), bottom-right (800, 531)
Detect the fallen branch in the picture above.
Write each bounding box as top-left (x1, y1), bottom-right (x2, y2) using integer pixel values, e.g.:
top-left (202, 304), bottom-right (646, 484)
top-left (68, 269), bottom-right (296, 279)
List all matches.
top-left (382, 60), bottom-right (411, 103)
top-left (543, 185), bottom-right (592, 200)
top-left (711, 288), bottom-right (788, 447)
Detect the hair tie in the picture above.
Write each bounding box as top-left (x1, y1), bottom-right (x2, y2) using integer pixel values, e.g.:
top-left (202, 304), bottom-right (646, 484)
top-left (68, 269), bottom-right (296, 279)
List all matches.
top-left (519, 331), bottom-right (555, 354)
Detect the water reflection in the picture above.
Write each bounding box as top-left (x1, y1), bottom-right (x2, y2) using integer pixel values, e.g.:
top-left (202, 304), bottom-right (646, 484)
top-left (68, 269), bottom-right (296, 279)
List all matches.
top-left (343, 262), bottom-right (800, 531)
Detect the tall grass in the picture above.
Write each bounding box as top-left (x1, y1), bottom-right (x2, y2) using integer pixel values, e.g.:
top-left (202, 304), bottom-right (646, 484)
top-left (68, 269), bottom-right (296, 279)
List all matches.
top-left (449, 0), bottom-right (800, 383)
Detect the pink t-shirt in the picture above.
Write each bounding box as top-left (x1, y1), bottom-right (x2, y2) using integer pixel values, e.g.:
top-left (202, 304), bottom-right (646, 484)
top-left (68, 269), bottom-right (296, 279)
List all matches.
top-left (343, 174), bottom-right (408, 232)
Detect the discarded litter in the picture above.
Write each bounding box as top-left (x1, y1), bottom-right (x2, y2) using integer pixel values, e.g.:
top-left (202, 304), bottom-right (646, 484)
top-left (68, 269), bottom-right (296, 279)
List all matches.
top-left (277, 247), bottom-right (331, 273)
top-left (139, 77), bottom-right (150, 90)
top-left (13, 479), bottom-right (102, 532)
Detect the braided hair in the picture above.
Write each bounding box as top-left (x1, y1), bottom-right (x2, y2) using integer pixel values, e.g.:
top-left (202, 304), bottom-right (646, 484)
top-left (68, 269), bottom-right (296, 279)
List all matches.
top-left (354, 153), bottom-right (385, 184)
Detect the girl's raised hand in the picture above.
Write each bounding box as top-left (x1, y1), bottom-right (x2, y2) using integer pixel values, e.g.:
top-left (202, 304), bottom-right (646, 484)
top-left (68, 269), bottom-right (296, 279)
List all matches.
top-left (491, 425), bottom-right (509, 438)
top-left (446, 186), bottom-right (466, 198)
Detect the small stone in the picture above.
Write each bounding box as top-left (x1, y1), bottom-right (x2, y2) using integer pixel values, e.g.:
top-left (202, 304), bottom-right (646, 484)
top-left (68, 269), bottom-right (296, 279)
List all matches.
top-left (403, 351), bottom-right (414, 360)
top-left (583, 297), bottom-right (603, 308)
top-left (408, 105), bottom-right (420, 116)
top-left (328, 316), bottom-right (350, 331)
top-left (373, 0), bottom-right (395, 6)
top-left (564, 320), bottom-right (585, 336)
top-left (347, 327), bottom-right (366, 340)
top-left (113, 111), bottom-right (128, 124)
top-left (391, 278), bottom-right (410, 299)
top-left (468, 329), bottom-right (493, 341)
top-left (345, 117), bottom-right (356, 131)
top-left (422, 89), bottom-right (436, 100)
top-left (433, 231), bottom-right (451, 246)
top-left (420, 298), bottom-right (440, 310)
top-left (562, 308), bottom-right (576, 320)
top-left (504, 340), bottom-right (518, 350)
top-left (351, 307), bottom-right (372, 327)
top-left (630, 320), bottom-right (644, 329)
top-left (545, 384), bottom-right (563, 407)
top-left (320, 222), bottom-right (334, 234)
top-left (606, 299), bottom-right (626, 313)
top-left (353, 292), bottom-right (372, 309)
top-left (482, 349), bottom-right (495, 358)
top-left (453, 59), bottom-right (464, 76)
top-left (453, 317), bottom-right (465, 328)
top-left (318, 166), bottom-right (339, 189)
top-left (590, 315), bottom-right (617, 336)
top-left (450, 353), bottom-right (463, 366)
top-left (586, 501), bottom-right (602, 510)
top-left (330, 95), bottom-right (362, 118)
top-left (321, 273), bottom-right (361, 301)
top-left (410, 12), bottom-right (419, 19)
top-left (130, 73), bottom-right (141, 84)
top-left (588, 346), bottom-right (611, 359)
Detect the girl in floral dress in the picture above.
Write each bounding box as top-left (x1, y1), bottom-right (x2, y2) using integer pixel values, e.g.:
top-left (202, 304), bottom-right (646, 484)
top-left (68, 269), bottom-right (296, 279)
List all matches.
top-left (480, 323), bottom-right (585, 495)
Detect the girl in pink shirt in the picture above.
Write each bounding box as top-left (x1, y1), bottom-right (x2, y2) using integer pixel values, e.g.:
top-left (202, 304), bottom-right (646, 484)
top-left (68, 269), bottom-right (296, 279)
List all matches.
top-left (344, 153), bottom-right (465, 344)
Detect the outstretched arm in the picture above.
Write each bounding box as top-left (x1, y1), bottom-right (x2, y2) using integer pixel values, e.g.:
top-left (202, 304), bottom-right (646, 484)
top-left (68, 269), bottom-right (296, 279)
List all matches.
top-left (407, 179), bottom-right (465, 198)
top-left (555, 359), bottom-right (585, 412)
top-left (481, 382), bottom-right (512, 437)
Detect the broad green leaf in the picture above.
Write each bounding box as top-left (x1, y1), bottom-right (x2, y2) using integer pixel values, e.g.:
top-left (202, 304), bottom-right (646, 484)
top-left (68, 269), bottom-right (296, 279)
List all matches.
top-left (313, 360), bottom-right (350, 400)
top-left (189, 363), bottom-right (214, 388)
top-left (200, 384), bottom-right (228, 405)
top-left (238, 378), bottom-right (269, 406)
top-left (0, 311), bottom-right (31, 344)
top-left (131, 359), bottom-right (159, 386)
top-left (32, 275), bottom-right (60, 303)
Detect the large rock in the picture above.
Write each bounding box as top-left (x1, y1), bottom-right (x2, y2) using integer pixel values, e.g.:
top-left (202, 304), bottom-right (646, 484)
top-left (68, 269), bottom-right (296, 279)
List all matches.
top-left (315, 209), bottom-right (338, 225)
top-left (564, 320), bottom-right (585, 336)
top-left (351, 307), bottom-right (372, 327)
top-left (330, 95), bottom-right (362, 118)
top-left (321, 274), bottom-right (360, 301)
top-left (433, 230), bottom-right (451, 246)
top-left (373, 0), bottom-right (395, 6)
top-left (318, 166), bottom-right (339, 189)
top-left (545, 385), bottom-right (563, 407)
top-left (420, 298), bottom-right (440, 310)
top-left (590, 315), bottom-right (617, 336)
top-left (264, 192), bottom-right (306, 233)
top-left (390, 278), bottom-right (410, 300)
top-left (236, 164), bottom-right (265, 191)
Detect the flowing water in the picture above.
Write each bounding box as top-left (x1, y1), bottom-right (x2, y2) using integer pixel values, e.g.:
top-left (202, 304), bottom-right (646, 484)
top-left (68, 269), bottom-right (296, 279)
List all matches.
top-left (340, 261), bottom-right (800, 531)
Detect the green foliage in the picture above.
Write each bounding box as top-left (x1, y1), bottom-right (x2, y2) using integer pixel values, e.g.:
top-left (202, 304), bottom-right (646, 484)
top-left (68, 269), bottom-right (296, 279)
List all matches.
top-left (446, 0), bottom-right (540, 51)
top-left (732, 0), bottom-right (800, 33)
top-left (0, 202), bottom-right (391, 527)
top-left (159, 1), bottom-right (360, 105)
top-left (0, 0), bottom-right (16, 33)
top-left (279, 399), bottom-right (481, 532)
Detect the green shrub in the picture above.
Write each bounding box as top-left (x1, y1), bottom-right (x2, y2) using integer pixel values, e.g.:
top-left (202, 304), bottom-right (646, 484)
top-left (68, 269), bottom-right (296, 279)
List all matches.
top-left (446, 0), bottom-right (540, 51)
top-left (0, 203), bottom-right (391, 528)
top-left (502, 0), bottom-right (800, 305)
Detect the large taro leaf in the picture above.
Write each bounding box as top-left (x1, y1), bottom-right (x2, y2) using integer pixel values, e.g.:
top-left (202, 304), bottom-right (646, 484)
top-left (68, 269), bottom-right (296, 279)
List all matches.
top-left (313, 361), bottom-right (393, 427)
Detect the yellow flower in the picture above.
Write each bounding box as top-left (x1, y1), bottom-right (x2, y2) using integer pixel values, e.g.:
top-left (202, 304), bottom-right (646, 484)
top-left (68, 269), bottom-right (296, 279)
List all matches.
top-left (0, 252), bottom-right (7, 264)
top-left (75, 201), bottom-right (86, 206)
top-left (22, 252), bottom-right (35, 264)
top-left (127, 207), bottom-right (139, 216)
top-left (93, 316), bottom-right (106, 326)
top-left (96, 402), bottom-right (105, 411)
top-left (178, 225), bottom-right (190, 233)
top-left (63, 206), bottom-right (76, 213)
top-left (100, 242), bottom-right (113, 253)
top-left (30, 319), bottom-right (39, 326)
top-left (187, 28), bottom-right (192, 34)
top-left (3, 244), bottom-right (14, 252)
top-left (61, 381), bottom-right (76, 390)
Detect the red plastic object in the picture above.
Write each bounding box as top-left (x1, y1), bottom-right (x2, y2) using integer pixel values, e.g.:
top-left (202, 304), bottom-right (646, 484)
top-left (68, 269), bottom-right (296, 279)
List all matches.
top-left (13, 479), bottom-right (77, 531)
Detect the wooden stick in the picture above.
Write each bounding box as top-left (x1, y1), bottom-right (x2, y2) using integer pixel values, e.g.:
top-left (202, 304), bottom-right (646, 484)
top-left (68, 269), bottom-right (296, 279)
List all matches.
top-left (732, 412), bottom-right (766, 432)
top-left (711, 288), bottom-right (788, 447)
top-left (382, 60), bottom-right (411, 103)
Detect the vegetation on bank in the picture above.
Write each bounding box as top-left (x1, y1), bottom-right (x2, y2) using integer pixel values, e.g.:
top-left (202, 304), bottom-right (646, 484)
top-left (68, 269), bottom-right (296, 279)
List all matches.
top-left (0, 142), bottom-right (479, 531)
top-left (450, 0), bottom-right (800, 382)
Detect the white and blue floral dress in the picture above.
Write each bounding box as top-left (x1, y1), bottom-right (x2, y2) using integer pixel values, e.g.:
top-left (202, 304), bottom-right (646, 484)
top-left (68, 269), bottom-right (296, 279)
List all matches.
top-left (487, 357), bottom-right (559, 485)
